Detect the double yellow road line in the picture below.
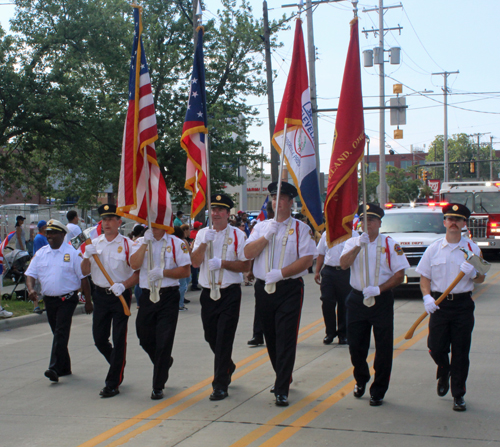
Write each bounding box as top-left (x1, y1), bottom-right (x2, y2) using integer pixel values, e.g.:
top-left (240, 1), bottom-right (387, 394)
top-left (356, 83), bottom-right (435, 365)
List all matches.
top-left (80, 273), bottom-right (499, 447)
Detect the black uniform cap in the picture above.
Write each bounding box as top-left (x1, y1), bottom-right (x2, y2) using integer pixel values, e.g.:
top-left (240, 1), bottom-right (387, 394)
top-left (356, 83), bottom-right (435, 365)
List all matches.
top-left (358, 203), bottom-right (384, 219)
top-left (267, 181), bottom-right (298, 199)
top-left (98, 203), bottom-right (120, 217)
top-left (211, 194), bottom-right (234, 209)
top-left (442, 203), bottom-right (471, 220)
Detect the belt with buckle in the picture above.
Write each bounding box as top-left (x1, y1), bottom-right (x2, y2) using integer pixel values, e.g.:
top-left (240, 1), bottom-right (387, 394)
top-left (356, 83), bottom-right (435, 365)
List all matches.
top-left (324, 265), bottom-right (343, 271)
top-left (432, 291), bottom-right (472, 301)
top-left (95, 285), bottom-right (114, 295)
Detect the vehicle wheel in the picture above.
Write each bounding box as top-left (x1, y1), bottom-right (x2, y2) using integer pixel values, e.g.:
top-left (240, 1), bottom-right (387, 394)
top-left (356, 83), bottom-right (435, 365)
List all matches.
top-left (2, 293), bottom-right (11, 301)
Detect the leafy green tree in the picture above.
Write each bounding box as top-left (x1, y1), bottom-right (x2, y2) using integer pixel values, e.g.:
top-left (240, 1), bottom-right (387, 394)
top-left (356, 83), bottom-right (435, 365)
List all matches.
top-left (386, 166), bottom-right (422, 203)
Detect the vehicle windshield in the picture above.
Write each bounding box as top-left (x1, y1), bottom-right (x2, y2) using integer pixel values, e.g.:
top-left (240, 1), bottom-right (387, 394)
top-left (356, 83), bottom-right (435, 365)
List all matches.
top-left (474, 192), bottom-right (500, 213)
top-left (380, 212), bottom-right (446, 234)
top-left (442, 192), bottom-right (473, 208)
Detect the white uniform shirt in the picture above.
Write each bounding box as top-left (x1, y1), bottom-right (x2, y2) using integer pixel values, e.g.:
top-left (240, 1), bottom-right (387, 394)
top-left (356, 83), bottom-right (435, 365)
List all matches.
top-left (84, 234), bottom-right (136, 287)
top-left (246, 217), bottom-right (318, 281)
top-left (25, 243), bottom-right (85, 296)
top-left (193, 225), bottom-right (247, 289)
top-left (317, 230), bottom-right (358, 267)
top-left (131, 234), bottom-right (191, 289)
top-left (415, 237), bottom-right (481, 294)
top-left (342, 234), bottom-right (410, 291)
top-left (64, 223), bottom-right (83, 244)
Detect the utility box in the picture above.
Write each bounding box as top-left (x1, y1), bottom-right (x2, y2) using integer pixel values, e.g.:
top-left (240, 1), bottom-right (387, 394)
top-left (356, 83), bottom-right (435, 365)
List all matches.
top-left (363, 49), bottom-right (373, 67)
top-left (389, 47), bottom-right (401, 65)
top-left (390, 97), bottom-right (406, 125)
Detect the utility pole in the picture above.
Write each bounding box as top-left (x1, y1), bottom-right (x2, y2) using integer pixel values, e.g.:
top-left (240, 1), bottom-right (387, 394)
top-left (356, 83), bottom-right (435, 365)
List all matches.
top-left (263, 1), bottom-right (278, 182)
top-left (469, 132), bottom-right (490, 180)
top-left (490, 135), bottom-right (494, 181)
top-left (432, 70), bottom-right (459, 182)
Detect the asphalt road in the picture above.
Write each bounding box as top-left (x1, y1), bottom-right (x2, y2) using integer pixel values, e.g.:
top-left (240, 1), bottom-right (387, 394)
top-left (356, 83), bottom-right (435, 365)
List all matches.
top-left (1, 261), bottom-right (499, 447)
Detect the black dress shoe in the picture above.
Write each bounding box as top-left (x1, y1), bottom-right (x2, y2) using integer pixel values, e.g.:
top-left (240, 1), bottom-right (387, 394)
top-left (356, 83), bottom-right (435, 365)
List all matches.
top-left (353, 383), bottom-right (365, 398)
top-left (437, 371), bottom-right (450, 397)
top-left (338, 337), bottom-right (348, 345)
top-left (44, 369), bottom-right (59, 383)
top-left (247, 337), bottom-right (264, 346)
top-left (275, 395), bottom-right (289, 407)
top-left (369, 396), bottom-right (383, 406)
top-left (100, 386), bottom-right (120, 398)
top-left (453, 397), bottom-right (466, 411)
top-left (151, 389), bottom-right (164, 400)
top-left (209, 389), bottom-right (228, 401)
top-left (323, 334), bottom-right (334, 345)
top-left (184, 299), bottom-right (191, 303)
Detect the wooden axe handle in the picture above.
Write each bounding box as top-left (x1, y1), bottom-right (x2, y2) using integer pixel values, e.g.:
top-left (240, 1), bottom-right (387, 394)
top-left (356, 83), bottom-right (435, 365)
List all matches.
top-left (85, 239), bottom-right (131, 317)
top-left (404, 271), bottom-right (465, 340)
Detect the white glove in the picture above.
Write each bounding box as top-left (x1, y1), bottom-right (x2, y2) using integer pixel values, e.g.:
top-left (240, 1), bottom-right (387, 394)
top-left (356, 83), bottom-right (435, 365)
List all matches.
top-left (363, 286), bottom-right (380, 299)
top-left (460, 261), bottom-right (475, 277)
top-left (148, 268), bottom-right (164, 283)
top-left (208, 257), bottom-right (222, 271)
top-left (201, 229), bottom-right (216, 244)
top-left (423, 294), bottom-right (439, 314)
top-left (85, 244), bottom-right (98, 256)
top-left (264, 220), bottom-right (279, 241)
top-left (142, 229), bottom-right (155, 244)
top-left (265, 269), bottom-right (284, 284)
top-left (355, 233), bottom-right (370, 247)
top-left (109, 283), bottom-right (126, 297)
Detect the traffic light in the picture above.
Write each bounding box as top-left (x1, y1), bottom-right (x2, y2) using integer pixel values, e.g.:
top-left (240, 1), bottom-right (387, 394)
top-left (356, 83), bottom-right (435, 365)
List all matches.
top-left (469, 159), bottom-right (475, 174)
top-left (422, 170), bottom-right (428, 182)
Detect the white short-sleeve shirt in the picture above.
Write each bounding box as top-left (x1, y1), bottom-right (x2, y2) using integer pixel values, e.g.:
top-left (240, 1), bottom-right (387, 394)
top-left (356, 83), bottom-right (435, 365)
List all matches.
top-left (342, 234), bottom-right (410, 291)
top-left (83, 234), bottom-right (136, 288)
top-left (317, 230), bottom-right (358, 267)
top-left (25, 243), bottom-right (85, 296)
top-left (415, 237), bottom-right (481, 294)
top-left (246, 217), bottom-right (318, 281)
top-left (131, 234), bottom-right (191, 289)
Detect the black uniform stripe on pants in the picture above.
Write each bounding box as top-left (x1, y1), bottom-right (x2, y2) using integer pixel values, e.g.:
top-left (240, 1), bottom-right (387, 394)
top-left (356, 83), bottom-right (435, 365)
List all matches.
top-left (255, 278), bottom-right (304, 396)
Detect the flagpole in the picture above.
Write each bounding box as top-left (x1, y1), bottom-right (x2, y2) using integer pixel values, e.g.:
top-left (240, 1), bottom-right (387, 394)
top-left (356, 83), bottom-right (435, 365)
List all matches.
top-left (362, 134), bottom-right (370, 288)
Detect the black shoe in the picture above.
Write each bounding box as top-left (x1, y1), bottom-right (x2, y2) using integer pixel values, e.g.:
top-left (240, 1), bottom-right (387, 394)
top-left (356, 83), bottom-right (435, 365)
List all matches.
top-left (270, 386), bottom-right (275, 393)
top-left (184, 299), bottom-right (191, 303)
top-left (338, 337), bottom-right (348, 345)
top-left (100, 386), bottom-right (120, 398)
top-left (437, 371), bottom-right (450, 397)
top-left (44, 369), bottom-right (59, 383)
top-left (353, 383), bottom-right (365, 398)
top-left (323, 334), bottom-right (334, 345)
top-left (275, 395), bottom-right (289, 407)
top-left (247, 336), bottom-right (264, 346)
top-left (190, 286), bottom-right (201, 291)
top-left (151, 389), bottom-right (164, 400)
top-left (453, 397), bottom-right (466, 411)
top-left (369, 396), bottom-right (383, 406)
top-left (209, 389), bottom-right (228, 401)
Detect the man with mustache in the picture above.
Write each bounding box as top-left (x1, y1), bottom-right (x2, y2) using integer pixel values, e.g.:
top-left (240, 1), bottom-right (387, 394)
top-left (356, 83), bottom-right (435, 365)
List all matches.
top-left (416, 203), bottom-right (485, 412)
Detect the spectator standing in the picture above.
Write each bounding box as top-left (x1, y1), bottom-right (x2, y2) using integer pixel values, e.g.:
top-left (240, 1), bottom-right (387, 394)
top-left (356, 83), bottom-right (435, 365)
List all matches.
top-left (32, 220), bottom-right (49, 314)
top-left (173, 211), bottom-right (184, 227)
top-left (14, 215), bottom-right (26, 251)
top-left (64, 210), bottom-right (83, 244)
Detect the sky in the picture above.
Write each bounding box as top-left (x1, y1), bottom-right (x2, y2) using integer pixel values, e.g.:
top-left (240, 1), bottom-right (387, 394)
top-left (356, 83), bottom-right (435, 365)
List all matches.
top-left (2, 0), bottom-right (500, 177)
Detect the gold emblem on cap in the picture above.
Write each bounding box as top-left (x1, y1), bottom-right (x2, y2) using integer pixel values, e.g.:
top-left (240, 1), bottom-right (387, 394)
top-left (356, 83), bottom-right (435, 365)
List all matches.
top-left (117, 246), bottom-right (123, 253)
top-left (216, 195), bottom-right (221, 201)
top-left (366, 205), bottom-right (370, 210)
top-left (166, 246), bottom-right (172, 253)
top-left (452, 205), bottom-right (459, 211)
top-left (289, 229), bottom-right (294, 235)
top-left (104, 205), bottom-right (109, 211)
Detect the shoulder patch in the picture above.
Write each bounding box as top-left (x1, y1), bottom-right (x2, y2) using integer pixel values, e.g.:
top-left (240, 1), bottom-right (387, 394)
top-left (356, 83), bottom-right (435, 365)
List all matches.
top-left (394, 243), bottom-right (404, 256)
top-left (309, 229), bottom-right (314, 240)
top-left (181, 242), bottom-right (188, 254)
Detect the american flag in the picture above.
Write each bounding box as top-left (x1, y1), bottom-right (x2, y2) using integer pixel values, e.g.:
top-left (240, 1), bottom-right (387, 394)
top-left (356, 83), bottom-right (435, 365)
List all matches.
top-left (117, 6), bottom-right (173, 231)
top-left (257, 196), bottom-right (269, 221)
top-left (0, 231), bottom-right (15, 275)
top-left (181, 26), bottom-right (208, 218)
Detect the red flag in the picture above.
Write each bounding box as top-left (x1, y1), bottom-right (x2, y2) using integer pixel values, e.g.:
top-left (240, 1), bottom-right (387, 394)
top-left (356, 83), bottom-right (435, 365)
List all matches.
top-left (117, 6), bottom-right (173, 231)
top-left (324, 17), bottom-right (365, 247)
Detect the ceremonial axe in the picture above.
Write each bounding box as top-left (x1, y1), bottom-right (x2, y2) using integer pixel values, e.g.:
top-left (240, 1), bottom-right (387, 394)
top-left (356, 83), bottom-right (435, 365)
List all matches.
top-left (404, 247), bottom-right (490, 340)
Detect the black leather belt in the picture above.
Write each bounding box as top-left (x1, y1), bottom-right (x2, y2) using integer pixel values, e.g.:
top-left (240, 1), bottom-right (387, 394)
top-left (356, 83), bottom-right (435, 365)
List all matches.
top-left (432, 291), bottom-right (472, 301)
top-left (95, 285), bottom-right (114, 295)
top-left (324, 265), bottom-right (343, 271)
top-left (44, 291), bottom-right (78, 301)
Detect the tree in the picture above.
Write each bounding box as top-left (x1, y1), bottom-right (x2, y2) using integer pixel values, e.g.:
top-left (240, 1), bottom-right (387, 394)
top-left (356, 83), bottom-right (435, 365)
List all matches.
top-left (386, 166), bottom-right (421, 203)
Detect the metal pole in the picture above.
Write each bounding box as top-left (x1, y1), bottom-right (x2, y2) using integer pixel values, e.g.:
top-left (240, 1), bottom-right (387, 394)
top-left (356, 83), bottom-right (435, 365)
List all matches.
top-left (477, 134), bottom-right (480, 180)
top-left (490, 135), bottom-right (494, 181)
top-left (378, 0), bottom-right (386, 205)
top-left (362, 136), bottom-right (369, 287)
top-left (444, 74), bottom-right (449, 182)
top-left (305, 0), bottom-right (321, 183)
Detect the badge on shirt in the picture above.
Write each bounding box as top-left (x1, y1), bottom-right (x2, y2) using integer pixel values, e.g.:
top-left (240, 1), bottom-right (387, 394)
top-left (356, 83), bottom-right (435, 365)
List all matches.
top-left (394, 243), bottom-right (404, 256)
top-left (181, 242), bottom-right (188, 253)
top-left (289, 229), bottom-right (294, 235)
top-left (64, 254), bottom-right (70, 262)
top-left (117, 246), bottom-right (123, 253)
top-left (166, 246), bottom-right (172, 253)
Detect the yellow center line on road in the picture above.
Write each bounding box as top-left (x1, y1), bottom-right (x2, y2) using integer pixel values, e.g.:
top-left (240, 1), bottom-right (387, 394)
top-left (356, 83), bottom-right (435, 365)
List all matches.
top-left (78, 317), bottom-right (325, 447)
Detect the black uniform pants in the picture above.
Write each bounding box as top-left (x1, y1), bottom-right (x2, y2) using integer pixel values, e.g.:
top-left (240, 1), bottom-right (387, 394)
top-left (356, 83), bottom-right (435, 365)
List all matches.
top-left (92, 287), bottom-right (131, 389)
top-left (346, 289), bottom-right (394, 400)
top-left (44, 292), bottom-right (78, 375)
top-left (200, 284), bottom-right (241, 392)
top-left (320, 266), bottom-right (351, 338)
top-left (255, 278), bottom-right (304, 396)
top-left (136, 287), bottom-right (180, 390)
top-left (251, 301), bottom-right (263, 339)
top-left (428, 292), bottom-right (475, 398)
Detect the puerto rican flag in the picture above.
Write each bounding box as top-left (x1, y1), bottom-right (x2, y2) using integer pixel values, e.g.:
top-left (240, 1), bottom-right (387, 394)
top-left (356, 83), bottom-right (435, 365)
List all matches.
top-left (117, 6), bottom-right (173, 232)
top-left (0, 231), bottom-right (15, 275)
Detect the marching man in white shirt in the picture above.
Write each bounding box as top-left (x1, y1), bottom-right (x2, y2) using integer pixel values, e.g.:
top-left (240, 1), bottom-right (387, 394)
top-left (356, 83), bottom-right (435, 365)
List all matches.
top-left (130, 226), bottom-right (191, 400)
top-left (244, 181), bottom-right (317, 407)
top-left (25, 219), bottom-right (92, 383)
top-left (81, 204), bottom-right (139, 398)
top-left (340, 203), bottom-right (409, 407)
top-left (191, 194), bottom-right (251, 402)
top-left (415, 203), bottom-right (485, 412)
